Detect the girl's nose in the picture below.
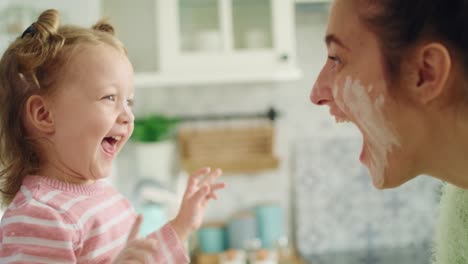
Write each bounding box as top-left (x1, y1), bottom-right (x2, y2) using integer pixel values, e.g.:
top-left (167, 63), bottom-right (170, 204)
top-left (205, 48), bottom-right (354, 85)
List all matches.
top-left (117, 102), bottom-right (134, 125)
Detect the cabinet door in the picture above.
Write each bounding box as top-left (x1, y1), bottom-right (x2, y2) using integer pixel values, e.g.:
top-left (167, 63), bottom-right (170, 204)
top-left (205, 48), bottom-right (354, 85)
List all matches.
top-left (0, 0), bottom-right (100, 53)
top-left (232, 0), bottom-right (274, 51)
top-left (3, 0), bottom-right (100, 26)
top-left (158, 0), bottom-right (298, 80)
top-left (102, 0), bottom-right (159, 73)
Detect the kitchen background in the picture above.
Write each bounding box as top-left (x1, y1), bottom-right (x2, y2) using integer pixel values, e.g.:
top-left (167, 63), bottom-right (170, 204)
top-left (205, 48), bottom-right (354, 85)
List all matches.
top-left (0, 1), bottom-right (443, 263)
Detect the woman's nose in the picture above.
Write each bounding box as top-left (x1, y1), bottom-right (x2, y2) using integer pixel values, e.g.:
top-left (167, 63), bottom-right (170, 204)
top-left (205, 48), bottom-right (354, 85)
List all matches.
top-left (310, 68), bottom-right (334, 106)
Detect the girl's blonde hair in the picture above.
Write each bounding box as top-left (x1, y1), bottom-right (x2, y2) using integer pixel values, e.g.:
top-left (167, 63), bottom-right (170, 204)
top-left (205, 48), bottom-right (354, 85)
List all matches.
top-left (0, 9), bottom-right (126, 207)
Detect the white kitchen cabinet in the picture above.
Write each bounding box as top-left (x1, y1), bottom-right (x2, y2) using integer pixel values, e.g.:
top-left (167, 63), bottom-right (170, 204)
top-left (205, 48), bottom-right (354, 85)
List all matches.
top-left (101, 0), bottom-right (301, 87)
top-left (295, 0), bottom-right (331, 3)
top-left (0, 0), bottom-right (100, 54)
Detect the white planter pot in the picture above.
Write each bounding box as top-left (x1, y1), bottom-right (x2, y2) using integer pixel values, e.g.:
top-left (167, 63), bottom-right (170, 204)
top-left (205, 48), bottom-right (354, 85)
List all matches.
top-left (134, 140), bottom-right (176, 184)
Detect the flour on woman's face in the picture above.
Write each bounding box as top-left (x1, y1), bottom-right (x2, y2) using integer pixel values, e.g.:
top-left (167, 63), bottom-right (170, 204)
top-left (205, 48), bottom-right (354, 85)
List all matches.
top-left (333, 76), bottom-right (401, 187)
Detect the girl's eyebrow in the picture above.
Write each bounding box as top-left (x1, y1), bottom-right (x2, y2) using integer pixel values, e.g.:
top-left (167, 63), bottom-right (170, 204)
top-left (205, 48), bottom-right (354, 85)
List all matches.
top-left (325, 34), bottom-right (350, 51)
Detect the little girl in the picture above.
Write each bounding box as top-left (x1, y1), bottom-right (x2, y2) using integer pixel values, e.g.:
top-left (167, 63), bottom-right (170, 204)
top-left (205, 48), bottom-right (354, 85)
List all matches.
top-left (0, 9), bottom-right (225, 263)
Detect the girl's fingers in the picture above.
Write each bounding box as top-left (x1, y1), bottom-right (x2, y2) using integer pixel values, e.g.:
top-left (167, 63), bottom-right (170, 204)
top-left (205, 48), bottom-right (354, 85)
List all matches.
top-left (185, 168), bottom-right (225, 206)
top-left (210, 182), bottom-right (226, 191)
top-left (190, 167), bottom-right (211, 183)
top-left (130, 238), bottom-right (159, 252)
top-left (127, 215), bottom-right (143, 242)
top-left (192, 184), bottom-right (210, 204)
top-left (207, 183), bottom-right (225, 199)
top-left (200, 168), bottom-right (222, 187)
top-left (123, 239), bottom-right (158, 263)
top-left (127, 249), bottom-right (150, 263)
top-left (208, 192), bottom-right (218, 200)
top-left (185, 167), bottom-right (211, 197)
top-left (184, 182), bottom-right (197, 199)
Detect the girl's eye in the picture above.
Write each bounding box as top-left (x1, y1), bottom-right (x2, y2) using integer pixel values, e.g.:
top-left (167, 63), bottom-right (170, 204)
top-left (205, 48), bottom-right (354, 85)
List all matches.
top-left (127, 99), bottom-right (134, 107)
top-left (103, 95), bottom-right (116, 101)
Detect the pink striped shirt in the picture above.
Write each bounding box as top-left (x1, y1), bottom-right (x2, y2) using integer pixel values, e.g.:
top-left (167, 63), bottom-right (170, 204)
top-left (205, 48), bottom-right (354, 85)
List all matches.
top-left (0, 175), bottom-right (189, 263)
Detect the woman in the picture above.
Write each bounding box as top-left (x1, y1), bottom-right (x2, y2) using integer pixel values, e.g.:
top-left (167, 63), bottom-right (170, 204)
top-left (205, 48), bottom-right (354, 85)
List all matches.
top-left (311, 0), bottom-right (468, 263)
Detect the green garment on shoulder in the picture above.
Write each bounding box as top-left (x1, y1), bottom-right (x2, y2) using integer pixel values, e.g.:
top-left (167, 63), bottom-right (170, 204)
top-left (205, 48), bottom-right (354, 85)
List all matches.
top-left (433, 184), bottom-right (468, 263)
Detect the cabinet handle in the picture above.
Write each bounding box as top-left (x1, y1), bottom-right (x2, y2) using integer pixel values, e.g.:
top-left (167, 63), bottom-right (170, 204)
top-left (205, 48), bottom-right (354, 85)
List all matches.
top-left (279, 53), bottom-right (289, 62)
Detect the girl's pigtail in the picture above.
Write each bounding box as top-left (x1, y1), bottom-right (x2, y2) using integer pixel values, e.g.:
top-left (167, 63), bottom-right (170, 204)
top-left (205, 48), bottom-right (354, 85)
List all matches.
top-left (92, 19), bottom-right (116, 35)
top-left (16, 9), bottom-right (65, 89)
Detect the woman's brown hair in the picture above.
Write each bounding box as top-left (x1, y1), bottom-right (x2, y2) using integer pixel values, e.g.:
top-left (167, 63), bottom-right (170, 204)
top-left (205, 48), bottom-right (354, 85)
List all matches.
top-left (0, 9), bottom-right (126, 207)
top-left (357, 0), bottom-right (468, 83)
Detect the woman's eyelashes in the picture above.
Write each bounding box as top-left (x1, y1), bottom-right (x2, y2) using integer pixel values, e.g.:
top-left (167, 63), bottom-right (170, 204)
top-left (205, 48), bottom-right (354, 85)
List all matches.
top-left (328, 55), bottom-right (342, 70)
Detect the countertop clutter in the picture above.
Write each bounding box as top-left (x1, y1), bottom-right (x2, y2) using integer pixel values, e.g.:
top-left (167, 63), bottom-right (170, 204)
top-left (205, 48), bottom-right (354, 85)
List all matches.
top-left (302, 244), bottom-right (432, 264)
top-left (194, 248), bottom-right (306, 264)
top-left (192, 203), bottom-right (303, 264)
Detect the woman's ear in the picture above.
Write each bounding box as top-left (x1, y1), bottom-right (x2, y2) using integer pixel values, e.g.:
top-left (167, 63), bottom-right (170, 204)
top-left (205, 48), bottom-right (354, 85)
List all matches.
top-left (25, 95), bottom-right (55, 134)
top-left (413, 43), bottom-right (451, 104)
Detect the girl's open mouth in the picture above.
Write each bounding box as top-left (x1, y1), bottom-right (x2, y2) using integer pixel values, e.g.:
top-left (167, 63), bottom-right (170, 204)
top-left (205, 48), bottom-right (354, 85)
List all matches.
top-left (101, 136), bottom-right (121, 156)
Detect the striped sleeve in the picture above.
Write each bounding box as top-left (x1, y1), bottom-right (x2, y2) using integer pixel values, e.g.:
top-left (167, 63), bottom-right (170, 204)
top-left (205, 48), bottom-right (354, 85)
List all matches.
top-left (0, 202), bottom-right (79, 263)
top-left (147, 223), bottom-right (189, 264)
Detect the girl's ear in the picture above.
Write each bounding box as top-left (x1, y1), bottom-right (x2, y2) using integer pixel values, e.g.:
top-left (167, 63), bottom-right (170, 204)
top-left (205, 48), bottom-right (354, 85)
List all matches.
top-left (25, 95), bottom-right (55, 134)
top-left (411, 43), bottom-right (451, 104)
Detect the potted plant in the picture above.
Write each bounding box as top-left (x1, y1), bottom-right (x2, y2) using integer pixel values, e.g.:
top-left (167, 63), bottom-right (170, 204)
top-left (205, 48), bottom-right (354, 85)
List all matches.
top-left (130, 114), bottom-right (180, 184)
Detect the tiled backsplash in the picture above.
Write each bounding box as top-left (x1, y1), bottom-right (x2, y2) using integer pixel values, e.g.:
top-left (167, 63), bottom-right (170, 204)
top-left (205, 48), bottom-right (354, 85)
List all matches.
top-left (293, 135), bottom-right (442, 260)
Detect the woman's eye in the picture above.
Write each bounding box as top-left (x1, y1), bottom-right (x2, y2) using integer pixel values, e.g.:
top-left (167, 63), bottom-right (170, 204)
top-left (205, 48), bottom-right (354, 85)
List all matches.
top-left (127, 99), bottom-right (134, 107)
top-left (328, 56), bottom-right (342, 69)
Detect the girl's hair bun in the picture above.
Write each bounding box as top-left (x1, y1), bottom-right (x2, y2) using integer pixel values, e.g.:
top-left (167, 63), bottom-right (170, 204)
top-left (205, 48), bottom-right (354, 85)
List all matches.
top-left (92, 20), bottom-right (116, 35)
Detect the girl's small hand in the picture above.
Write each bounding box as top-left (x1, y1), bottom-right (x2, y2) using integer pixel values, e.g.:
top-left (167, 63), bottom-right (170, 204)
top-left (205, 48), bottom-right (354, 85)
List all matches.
top-left (171, 167), bottom-right (225, 242)
top-left (113, 215), bottom-right (159, 264)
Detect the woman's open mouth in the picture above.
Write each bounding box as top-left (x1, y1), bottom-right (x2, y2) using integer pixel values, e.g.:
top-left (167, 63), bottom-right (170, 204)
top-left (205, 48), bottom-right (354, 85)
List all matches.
top-left (360, 140), bottom-right (367, 163)
top-left (331, 112), bottom-right (368, 164)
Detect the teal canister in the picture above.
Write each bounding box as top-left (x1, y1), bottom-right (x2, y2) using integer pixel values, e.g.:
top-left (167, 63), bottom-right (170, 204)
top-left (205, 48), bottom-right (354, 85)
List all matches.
top-left (255, 203), bottom-right (284, 249)
top-left (227, 211), bottom-right (257, 250)
top-left (136, 202), bottom-right (166, 237)
top-left (198, 222), bottom-right (226, 253)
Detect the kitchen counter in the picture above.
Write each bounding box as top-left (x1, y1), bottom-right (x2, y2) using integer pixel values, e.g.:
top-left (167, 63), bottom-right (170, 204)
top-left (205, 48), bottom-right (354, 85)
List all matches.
top-left (302, 244), bottom-right (431, 264)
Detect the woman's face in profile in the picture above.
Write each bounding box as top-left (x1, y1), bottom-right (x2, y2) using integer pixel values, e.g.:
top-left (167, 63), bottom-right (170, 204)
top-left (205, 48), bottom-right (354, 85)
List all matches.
top-left (310, 0), bottom-right (421, 189)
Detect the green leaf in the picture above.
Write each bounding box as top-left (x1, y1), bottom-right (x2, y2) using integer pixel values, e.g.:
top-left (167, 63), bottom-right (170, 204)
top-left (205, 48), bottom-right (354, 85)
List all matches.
top-left (130, 114), bottom-right (180, 142)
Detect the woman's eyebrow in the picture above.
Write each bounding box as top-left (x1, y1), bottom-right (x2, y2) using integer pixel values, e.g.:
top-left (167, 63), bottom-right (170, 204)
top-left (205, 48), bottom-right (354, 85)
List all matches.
top-left (325, 34), bottom-right (350, 51)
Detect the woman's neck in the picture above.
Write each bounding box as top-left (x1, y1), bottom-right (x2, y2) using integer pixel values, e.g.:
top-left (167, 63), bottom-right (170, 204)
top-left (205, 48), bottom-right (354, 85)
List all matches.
top-left (423, 106), bottom-right (468, 188)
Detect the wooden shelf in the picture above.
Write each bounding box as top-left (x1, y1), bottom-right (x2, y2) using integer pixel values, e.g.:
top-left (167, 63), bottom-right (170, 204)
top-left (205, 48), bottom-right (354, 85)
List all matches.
top-left (178, 125), bottom-right (279, 174)
top-left (183, 155), bottom-right (279, 174)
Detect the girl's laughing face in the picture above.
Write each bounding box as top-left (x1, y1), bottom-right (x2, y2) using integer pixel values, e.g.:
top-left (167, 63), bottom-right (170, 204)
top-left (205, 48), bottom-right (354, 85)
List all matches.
top-left (43, 43), bottom-right (135, 183)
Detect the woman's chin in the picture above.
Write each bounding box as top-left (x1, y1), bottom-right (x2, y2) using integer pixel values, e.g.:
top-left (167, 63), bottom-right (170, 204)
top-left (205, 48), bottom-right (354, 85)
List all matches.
top-left (366, 167), bottom-right (385, 189)
top-left (369, 166), bottom-right (412, 189)
top-left (359, 141), bottom-right (409, 189)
